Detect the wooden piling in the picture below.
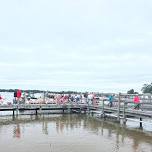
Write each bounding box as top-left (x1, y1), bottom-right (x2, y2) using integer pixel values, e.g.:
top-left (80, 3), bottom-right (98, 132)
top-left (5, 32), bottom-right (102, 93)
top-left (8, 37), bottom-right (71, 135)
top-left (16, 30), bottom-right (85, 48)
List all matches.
top-left (40, 105), bottom-right (42, 115)
top-left (87, 101), bottom-right (90, 114)
top-left (16, 105), bottom-right (19, 116)
top-left (36, 109), bottom-right (38, 115)
top-left (140, 117), bottom-right (142, 128)
top-left (101, 99), bottom-right (105, 118)
top-left (67, 104), bottom-right (71, 114)
top-left (43, 91), bottom-right (46, 103)
top-left (123, 100), bottom-right (126, 124)
top-left (13, 109), bottom-right (15, 117)
top-left (79, 107), bottom-right (81, 114)
top-left (117, 93), bottom-right (121, 122)
top-left (102, 99), bottom-right (104, 114)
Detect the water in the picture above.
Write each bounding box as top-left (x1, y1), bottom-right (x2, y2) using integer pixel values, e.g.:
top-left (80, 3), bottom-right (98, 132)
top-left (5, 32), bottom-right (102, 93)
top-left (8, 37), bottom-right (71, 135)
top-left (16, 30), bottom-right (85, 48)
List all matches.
top-left (0, 92), bottom-right (14, 104)
top-left (0, 115), bottom-right (152, 152)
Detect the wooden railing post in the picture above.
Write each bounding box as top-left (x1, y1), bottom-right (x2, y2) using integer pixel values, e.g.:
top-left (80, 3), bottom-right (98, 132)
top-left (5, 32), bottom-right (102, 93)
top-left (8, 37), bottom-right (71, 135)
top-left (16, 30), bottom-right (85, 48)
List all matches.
top-left (43, 91), bottom-right (46, 103)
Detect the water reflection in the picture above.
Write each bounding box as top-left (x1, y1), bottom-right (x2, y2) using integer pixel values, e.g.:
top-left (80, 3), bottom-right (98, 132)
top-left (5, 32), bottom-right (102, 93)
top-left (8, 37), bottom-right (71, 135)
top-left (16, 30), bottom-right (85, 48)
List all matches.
top-left (10, 115), bottom-right (152, 141)
top-left (0, 115), bottom-right (152, 152)
top-left (13, 124), bottom-right (21, 138)
top-left (42, 120), bottom-right (48, 135)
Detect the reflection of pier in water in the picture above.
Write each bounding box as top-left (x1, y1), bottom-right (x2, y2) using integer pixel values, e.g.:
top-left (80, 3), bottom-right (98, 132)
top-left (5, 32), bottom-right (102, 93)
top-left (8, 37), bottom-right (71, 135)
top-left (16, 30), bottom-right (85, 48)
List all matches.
top-left (2, 114), bottom-right (151, 150)
top-left (13, 124), bottom-right (21, 138)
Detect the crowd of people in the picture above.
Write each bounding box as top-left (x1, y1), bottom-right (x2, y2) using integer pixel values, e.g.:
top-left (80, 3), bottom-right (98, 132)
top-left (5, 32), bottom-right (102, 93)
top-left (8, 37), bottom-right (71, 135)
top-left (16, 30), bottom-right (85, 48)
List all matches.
top-left (26, 93), bottom-right (100, 106)
top-left (0, 90), bottom-right (142, 110)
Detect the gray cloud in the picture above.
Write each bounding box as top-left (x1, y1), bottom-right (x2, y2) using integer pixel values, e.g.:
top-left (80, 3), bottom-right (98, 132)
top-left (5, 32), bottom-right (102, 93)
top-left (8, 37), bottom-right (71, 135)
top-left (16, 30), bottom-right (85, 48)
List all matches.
top-left (0, 0), bottom-right (152, 92)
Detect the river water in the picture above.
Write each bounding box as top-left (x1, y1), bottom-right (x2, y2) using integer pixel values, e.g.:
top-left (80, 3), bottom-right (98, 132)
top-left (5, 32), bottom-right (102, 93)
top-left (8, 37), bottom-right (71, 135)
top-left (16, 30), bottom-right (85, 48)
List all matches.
top-left (0, 114), bottom-right (152, 152)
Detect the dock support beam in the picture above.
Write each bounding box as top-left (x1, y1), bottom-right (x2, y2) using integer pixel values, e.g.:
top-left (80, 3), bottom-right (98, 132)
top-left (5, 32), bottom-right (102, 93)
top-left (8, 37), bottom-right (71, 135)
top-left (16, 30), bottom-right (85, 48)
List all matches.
top-left (102, 99), bottom-right (104, 114)
top-left (117, 93), bottom-right (121, 122)
top-left (79, 107), bottom-right (81, 114)
top-left (16, 106), bottom-right (19, 116)
top-left (13, 109), bottom-right (15, 116)
top-left (102, 99), bottom-right (105, 118)
top-left (36, 109), bottom-right (38, 115)
top-left (43, 91), bottom-right (46, 103)
top-left (140, 117), bottom-right (143, 128)
top-left (68, 104), bottom-right (71, 114)
top-left (86, 98), bottom-right (90, 114)
top-left (40, 105), bottom-right (42, 115)
top-left (123, 100), bottom-right (126, 124)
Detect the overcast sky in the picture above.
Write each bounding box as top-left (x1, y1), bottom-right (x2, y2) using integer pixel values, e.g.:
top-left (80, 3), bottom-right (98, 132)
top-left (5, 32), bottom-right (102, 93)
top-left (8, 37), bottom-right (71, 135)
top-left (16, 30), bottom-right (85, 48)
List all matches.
top-left (0, 0), bottom-right (152, 92)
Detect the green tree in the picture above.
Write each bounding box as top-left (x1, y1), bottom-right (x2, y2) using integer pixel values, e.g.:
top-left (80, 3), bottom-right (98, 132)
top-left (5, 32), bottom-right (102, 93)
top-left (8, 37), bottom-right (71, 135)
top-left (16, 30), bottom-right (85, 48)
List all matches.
top-left (127, 89), bottom-right (135, 94)
top-left (141, 83), bottom-right (152, 94)
top-left (127, 89), bottom-right (138, 94)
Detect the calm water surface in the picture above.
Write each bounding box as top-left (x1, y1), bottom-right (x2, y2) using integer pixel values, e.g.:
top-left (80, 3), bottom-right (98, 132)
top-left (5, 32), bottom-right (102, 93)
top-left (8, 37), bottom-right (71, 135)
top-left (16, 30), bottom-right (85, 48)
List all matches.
top-left (0, 115), bottom-right (152, 152)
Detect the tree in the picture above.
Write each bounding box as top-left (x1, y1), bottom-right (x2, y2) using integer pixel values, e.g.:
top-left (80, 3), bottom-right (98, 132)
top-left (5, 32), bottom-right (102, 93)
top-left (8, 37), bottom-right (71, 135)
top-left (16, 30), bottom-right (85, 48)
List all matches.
top-left (127, 89), bottom-right (138, 94)
top-left (141, 83), bottom-right (152, 94)
top-left (127, 89), bottom-right (135, 94)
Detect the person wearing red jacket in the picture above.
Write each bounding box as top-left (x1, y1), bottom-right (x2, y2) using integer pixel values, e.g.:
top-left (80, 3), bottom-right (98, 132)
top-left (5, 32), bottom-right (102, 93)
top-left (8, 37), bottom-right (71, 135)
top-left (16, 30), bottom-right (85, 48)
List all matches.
top-left (0, 95), bottom-right (3, 101)
top-left (17, 89), bottom-right (22, 98)
top-left (0, 95), bottom-right (3, 104)
top-left (133, 95), bottom-right (140, 110)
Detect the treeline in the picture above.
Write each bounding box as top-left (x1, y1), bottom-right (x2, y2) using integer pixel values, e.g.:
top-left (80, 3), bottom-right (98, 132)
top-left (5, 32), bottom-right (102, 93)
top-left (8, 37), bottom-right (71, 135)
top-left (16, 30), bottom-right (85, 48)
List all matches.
top-left (127, 82), bottom-right (152, 94)
top-left (0, 89), bottom-right (82, 94)
top-left (1, 82), bottom-right (152, 95)
top-left (0, 89), bottom-right (43, 93)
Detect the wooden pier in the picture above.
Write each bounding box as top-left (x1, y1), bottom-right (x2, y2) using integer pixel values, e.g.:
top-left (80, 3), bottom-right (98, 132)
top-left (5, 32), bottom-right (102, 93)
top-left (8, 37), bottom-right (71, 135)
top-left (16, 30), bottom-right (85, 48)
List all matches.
top-left (0, 104), bottom-right (88, 116)
top-left (0, 93), bottom-right (152, 128)
top-left (89, 93), bottom-right (152, 128)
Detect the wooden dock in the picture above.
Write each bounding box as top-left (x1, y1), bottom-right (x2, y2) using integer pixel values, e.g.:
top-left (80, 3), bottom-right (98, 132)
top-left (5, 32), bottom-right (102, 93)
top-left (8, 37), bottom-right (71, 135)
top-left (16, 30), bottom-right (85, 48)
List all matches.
top-left (0, 97), bottom-right (152, 128)
top-left (0, 104), bottom-right (88, 116)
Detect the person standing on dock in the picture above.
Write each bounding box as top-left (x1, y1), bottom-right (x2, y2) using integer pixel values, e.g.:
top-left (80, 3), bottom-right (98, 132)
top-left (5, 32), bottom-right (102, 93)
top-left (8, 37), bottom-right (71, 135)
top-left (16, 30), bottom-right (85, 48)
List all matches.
top-left (108, 95), bottom-right (114, 107)
top-left (133, 95), bottom-right (140, 110)
top-left (0, 94), bottom-right (2, 100)
top-left (0, 94), bottom-right (3, 104)
top-left (84, 92), bottom-right (88, 104)
top-left (14, 89), bottom-right (22, 104)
